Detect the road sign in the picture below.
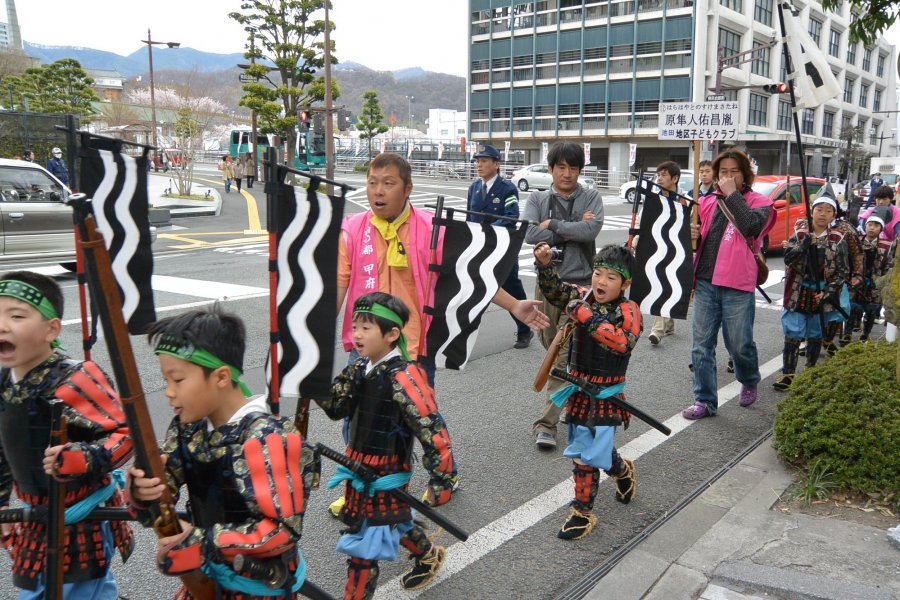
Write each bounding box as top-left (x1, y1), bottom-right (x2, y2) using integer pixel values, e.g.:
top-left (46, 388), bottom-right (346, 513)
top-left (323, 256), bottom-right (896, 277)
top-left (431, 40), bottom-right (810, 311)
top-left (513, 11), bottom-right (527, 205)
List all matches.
top-left (658, 101), bottom-right (740, 141)
top-left (706, 94), bottom-right (726, 101)
top-left (238, 74), bottom-right (259, 84)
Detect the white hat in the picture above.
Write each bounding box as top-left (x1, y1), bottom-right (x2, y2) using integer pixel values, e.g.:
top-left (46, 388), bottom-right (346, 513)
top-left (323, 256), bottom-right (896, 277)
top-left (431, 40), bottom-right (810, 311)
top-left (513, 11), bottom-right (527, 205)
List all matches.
top-left (51, 147), bottom-right (62, 154)
top-left (866, 214), bottom-right (886, 228)
top-left (811, 196), bottom-right (837, 211)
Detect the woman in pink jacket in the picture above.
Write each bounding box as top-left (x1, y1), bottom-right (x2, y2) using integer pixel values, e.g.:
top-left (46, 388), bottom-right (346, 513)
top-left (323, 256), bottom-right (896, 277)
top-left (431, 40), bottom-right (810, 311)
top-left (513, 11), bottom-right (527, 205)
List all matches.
top-left (682, 149), bottom-right (776, 420)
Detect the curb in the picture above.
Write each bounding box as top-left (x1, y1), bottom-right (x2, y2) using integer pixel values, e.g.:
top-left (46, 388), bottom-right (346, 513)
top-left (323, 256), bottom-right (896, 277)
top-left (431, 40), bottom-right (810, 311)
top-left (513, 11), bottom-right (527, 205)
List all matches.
top-left (712, 561), bottom-right (894, 600)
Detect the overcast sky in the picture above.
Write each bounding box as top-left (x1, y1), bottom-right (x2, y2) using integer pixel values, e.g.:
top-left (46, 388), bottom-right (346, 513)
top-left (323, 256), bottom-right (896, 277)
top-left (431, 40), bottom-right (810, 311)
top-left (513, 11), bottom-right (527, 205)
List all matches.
top-left (5, 2), bottom-right (900, 79)
top-left (7, 0), bottom-right (469, 76)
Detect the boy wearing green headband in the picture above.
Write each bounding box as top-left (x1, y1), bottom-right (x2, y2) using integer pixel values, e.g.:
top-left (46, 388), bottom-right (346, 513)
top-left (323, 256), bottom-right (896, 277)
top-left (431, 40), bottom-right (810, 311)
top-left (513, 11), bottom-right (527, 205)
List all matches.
top-left (533, 244), bottom-right (643, 541)
top-left (127, 308), bottom-right (315, 598)
top-left (0, 271), bottom-right (134, 599)
top-left (317, 292), bottom-right (456, 599)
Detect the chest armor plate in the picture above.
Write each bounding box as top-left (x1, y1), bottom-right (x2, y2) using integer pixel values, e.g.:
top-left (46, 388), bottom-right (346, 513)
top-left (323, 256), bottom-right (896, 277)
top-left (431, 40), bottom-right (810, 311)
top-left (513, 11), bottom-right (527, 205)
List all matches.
top-left (348, 371), bottom-right (414, 462)
top-left (181, 437), bottom-right (252, 528)
top-left (569, 319), bottom-right (630, 381)
top-left (0, 398), bottom-right (53, 497)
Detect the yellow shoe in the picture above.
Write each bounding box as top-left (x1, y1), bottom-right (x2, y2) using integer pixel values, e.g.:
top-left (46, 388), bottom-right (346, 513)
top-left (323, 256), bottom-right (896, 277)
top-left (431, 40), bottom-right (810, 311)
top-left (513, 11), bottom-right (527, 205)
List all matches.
top-left (328, 495), bottom-right (346, 518)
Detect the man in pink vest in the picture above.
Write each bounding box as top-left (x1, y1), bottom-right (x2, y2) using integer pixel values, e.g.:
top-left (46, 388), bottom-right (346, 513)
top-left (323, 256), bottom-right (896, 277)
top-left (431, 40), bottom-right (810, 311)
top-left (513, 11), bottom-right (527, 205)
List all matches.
top-left (682, 149), bottom-right (776, 419)
top-left (337, 153), bottom-right (549, 385)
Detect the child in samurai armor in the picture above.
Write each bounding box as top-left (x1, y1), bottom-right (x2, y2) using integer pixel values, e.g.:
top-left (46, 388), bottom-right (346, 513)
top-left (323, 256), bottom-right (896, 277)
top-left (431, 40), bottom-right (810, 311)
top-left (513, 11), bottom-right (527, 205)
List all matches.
top-left (0, 271), bottom-right (134, 599)
top-left (817, 201), bottom-right (864, 356)
top-left (128, 307), bottom-right (316, 599)
top-left (533, 243), bottom-right (642, 540)
top-left (317, 292), bottom-right (457, 599)
top-left (775, 197), bottom-right (849, 391)
top-left (844, 211), bottom-right (896, 343)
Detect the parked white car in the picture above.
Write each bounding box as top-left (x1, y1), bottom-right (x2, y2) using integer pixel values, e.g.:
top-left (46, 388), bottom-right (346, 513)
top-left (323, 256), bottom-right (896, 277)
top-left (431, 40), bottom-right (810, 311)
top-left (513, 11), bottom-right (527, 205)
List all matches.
top-left (619, 169), bottom-right (694, 203)
top-left (509, 164), bottom-right (595, 191)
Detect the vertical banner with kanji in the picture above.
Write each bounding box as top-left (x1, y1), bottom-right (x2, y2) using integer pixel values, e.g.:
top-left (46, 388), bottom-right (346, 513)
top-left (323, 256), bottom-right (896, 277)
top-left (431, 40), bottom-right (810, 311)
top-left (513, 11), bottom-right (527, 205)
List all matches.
top-left (541, 142), bottom-right (549, 164)
top-left (583, 142), bottom-right (591, 165)
top-left (504, 140), bottom-right (510, 161)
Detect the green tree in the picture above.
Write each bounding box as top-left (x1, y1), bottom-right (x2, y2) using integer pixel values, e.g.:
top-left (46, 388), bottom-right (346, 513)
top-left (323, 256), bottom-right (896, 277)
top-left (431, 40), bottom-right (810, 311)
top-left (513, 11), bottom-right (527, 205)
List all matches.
top-left (837, 124), bottom-right (872, 189)
top-left (2, 59), bottom-right (99, 120)
top-left (356, 90), bottom-right (388, 161)
top-left (821, 0), bottom-right (899, 45)
top-left (171, 107), bottom-right (199, 196)
top-left (229, 0), bottom-right (338, 168)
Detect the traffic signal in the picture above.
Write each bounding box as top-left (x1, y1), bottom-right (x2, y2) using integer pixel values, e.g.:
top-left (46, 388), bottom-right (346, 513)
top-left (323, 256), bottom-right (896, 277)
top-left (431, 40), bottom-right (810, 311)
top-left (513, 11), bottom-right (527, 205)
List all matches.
top-left (762, 83), bottom-right (789, 93)
top-left (338, 109), bottom-right (351, 131)
top-left (313, 113), bottom-right (325, 134)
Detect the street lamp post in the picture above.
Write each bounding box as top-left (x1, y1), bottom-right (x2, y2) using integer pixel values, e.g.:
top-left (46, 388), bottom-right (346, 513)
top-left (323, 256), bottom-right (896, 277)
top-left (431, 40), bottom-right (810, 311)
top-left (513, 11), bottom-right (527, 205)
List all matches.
top-left (406, 95), bottom-right (414, 137)
top-left (141, 28), bottom-right (180, 155)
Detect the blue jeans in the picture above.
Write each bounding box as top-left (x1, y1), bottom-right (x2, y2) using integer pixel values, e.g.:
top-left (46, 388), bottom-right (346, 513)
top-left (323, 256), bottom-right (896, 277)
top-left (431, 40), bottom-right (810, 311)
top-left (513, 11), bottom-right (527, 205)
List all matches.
top-left (691, 279), bottom-right (761, 413)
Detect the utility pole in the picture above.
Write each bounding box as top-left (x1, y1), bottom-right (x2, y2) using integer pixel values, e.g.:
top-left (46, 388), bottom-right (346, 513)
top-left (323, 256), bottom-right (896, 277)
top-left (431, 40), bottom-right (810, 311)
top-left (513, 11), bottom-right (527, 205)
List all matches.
top-left (250, 31), bottom-right (261, 183)
top-left (324, 0), bottom-right (334, 190)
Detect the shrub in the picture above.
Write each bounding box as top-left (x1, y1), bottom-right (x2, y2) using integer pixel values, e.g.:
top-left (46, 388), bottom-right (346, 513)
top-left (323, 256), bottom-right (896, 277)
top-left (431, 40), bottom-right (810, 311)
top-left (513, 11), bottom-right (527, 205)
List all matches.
top-left (353, 163), bottom-right (369, 173)
top-left (774, 341), bottom-right (899, 496)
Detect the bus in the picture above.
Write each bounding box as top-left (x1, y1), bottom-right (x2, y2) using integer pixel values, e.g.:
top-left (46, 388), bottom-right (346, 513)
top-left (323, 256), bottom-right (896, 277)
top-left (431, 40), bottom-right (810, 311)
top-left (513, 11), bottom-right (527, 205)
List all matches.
top-left (228, 127), bottom-right (325, 171)
top-left (296, 128), bottom-right (326, 170)
top-left (228, 129), bottom-right (272, 160)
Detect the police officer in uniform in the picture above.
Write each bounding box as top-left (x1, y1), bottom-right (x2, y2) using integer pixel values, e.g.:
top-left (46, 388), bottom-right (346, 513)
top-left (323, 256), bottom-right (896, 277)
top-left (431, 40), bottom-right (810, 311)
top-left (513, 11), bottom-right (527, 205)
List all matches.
top-left (466, 144), bottom-right (533, 349)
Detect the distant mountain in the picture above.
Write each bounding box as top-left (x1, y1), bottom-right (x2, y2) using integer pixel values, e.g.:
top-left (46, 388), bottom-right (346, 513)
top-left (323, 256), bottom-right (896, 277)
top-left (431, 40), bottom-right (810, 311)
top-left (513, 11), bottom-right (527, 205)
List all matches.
top-left (21, 42), bottom-right (467, 126)
top-left (24, 41), bottom-right (246, 78)
top-left (393, 67), bottom-right (426, 80)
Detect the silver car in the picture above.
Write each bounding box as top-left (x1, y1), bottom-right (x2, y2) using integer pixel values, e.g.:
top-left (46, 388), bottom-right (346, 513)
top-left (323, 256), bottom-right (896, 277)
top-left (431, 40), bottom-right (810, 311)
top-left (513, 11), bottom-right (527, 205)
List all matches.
top-left (0, 158), bottom-right (77, 266)
top-left (510, 164), bottom-right (595, 191)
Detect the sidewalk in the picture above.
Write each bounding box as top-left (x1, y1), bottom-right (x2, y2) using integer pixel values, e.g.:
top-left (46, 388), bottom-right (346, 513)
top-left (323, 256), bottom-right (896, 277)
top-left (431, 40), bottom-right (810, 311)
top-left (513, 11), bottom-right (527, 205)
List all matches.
top-left (147, 171), bottom-right (222, 219)
top-left (576, 437), bottom-right (899, 600)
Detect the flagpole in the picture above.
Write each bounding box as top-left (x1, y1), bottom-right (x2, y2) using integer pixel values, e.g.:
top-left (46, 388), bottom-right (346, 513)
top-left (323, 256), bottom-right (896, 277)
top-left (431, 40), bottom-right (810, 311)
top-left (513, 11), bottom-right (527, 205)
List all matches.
top-left (265, 146), bottom-right (281, 416)
top-left (777, 1), bottom-right (826, 322)
top-left (419, 195), bottom-right (444, 360)
top-left (627, 170), bottom-right (645, 250)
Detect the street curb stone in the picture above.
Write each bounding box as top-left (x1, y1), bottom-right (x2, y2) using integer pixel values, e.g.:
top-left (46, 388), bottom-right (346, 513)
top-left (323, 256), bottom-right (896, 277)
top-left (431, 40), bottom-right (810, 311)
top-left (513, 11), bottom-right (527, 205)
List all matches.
top-left (712, 560), bottom-right (894, 600)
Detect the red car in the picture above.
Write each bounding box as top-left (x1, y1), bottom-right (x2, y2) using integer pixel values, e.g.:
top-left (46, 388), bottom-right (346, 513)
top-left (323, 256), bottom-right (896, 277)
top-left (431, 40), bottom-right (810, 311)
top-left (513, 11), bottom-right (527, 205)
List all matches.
top-left (751, 176), bottom-right (826, 251)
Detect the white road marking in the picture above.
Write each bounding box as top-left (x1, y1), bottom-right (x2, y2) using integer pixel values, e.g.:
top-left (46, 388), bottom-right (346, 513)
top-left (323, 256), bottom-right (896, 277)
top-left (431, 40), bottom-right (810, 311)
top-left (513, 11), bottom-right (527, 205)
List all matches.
top-left (374, 355), bottom-right (785, 598)
top-left (151, 275), bottom-right (266, 299)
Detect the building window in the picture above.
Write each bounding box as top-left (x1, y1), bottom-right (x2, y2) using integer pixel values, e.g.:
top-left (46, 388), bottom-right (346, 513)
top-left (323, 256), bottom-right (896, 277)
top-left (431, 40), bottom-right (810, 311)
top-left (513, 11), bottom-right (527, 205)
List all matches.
top-left (846, 43), bottom-right (856, 65)
top-left (719, 28), bottom-right (742, 58)
top-left (862, 47), bottom-right (871, 71)
top-left (874, 88), bottom-right (882, 111)
top-left (844, 77), bottom-right (854, 103)
top-left (751, 41), bottom-right (770, 77)
top-left (822, 111), bottom-right (835, 137)
top-left (720, 0), bottom-right (742, 11)
top-left (754, 0), bottom-right (773, 25)
top-left (802, 109), bottom-right (815, 135)
top-left (778, 101), bottom-right (792, 131)
top-left (860, 83), bottom-right (869, 108)
top-left (749, 93), bottom-right (768, 127)
top-left (828, 28), bottom-right (841, 57)
top-left (808, 18), bottom-right (822, 45)
top-left (877, 53), bottom-right (886, 77)
top-left (822, 156), bottom-right (831, 175)
top-left (841, 114), bottom-right (852, 135)
top-left (780, 61), bottom-right (789, 83)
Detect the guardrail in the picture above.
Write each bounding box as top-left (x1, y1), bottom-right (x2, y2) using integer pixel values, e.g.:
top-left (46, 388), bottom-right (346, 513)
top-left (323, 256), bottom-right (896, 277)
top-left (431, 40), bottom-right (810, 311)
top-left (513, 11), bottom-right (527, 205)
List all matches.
top-left (332, 157), bottom-right (635, 189)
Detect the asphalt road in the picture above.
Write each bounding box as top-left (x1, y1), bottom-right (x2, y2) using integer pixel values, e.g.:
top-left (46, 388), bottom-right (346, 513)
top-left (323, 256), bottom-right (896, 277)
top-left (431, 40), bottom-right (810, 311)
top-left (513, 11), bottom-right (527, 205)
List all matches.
top-left (0, 172), bottom-right (797, 599)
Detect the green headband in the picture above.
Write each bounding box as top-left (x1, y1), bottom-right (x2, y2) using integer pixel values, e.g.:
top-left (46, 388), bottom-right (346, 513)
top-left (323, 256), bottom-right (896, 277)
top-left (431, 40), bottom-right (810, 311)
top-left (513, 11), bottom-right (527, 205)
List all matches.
top-left (0, 280), bottom-right (62, 348)
top-left (154, 336), bottom-right (252, 397)
top-left (593, 261), bottom-right (631, 281)
top-left (353, 302), bottom-right (411, 361)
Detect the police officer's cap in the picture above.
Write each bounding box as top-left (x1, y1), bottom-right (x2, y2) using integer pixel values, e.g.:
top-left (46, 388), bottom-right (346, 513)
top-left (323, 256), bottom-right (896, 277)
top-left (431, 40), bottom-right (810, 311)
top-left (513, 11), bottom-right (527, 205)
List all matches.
top-left (473, 144), bottom-right (501, 161)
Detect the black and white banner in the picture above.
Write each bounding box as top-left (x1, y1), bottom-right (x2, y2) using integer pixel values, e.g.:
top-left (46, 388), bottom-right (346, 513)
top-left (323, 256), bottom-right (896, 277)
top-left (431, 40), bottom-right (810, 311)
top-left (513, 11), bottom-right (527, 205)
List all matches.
top-left (271, 177), bottom-right (344, 400)
top-left (425, 218), bottom-right (526, 369)
top-left (630, 189), bottom-right (693, 319)
top-left (80, 147), bottom-right (156, 334)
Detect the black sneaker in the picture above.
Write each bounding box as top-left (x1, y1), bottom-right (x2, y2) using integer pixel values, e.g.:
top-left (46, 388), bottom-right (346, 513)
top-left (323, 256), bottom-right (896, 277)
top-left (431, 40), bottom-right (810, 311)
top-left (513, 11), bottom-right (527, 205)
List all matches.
top-left (557, 508), bottom-right (597, 540)
top-left (514, 330), bottom-right (534, 349)
top-left (727, 358), bottom-right (734, 373)
top-left (400, 545), bottom-right (445, 590)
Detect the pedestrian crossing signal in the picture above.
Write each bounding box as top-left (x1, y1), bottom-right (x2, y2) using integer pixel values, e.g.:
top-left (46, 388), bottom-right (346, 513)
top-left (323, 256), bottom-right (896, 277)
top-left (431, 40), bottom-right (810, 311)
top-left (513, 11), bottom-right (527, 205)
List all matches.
top-left (762, 83), bottom-right (789, 93)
